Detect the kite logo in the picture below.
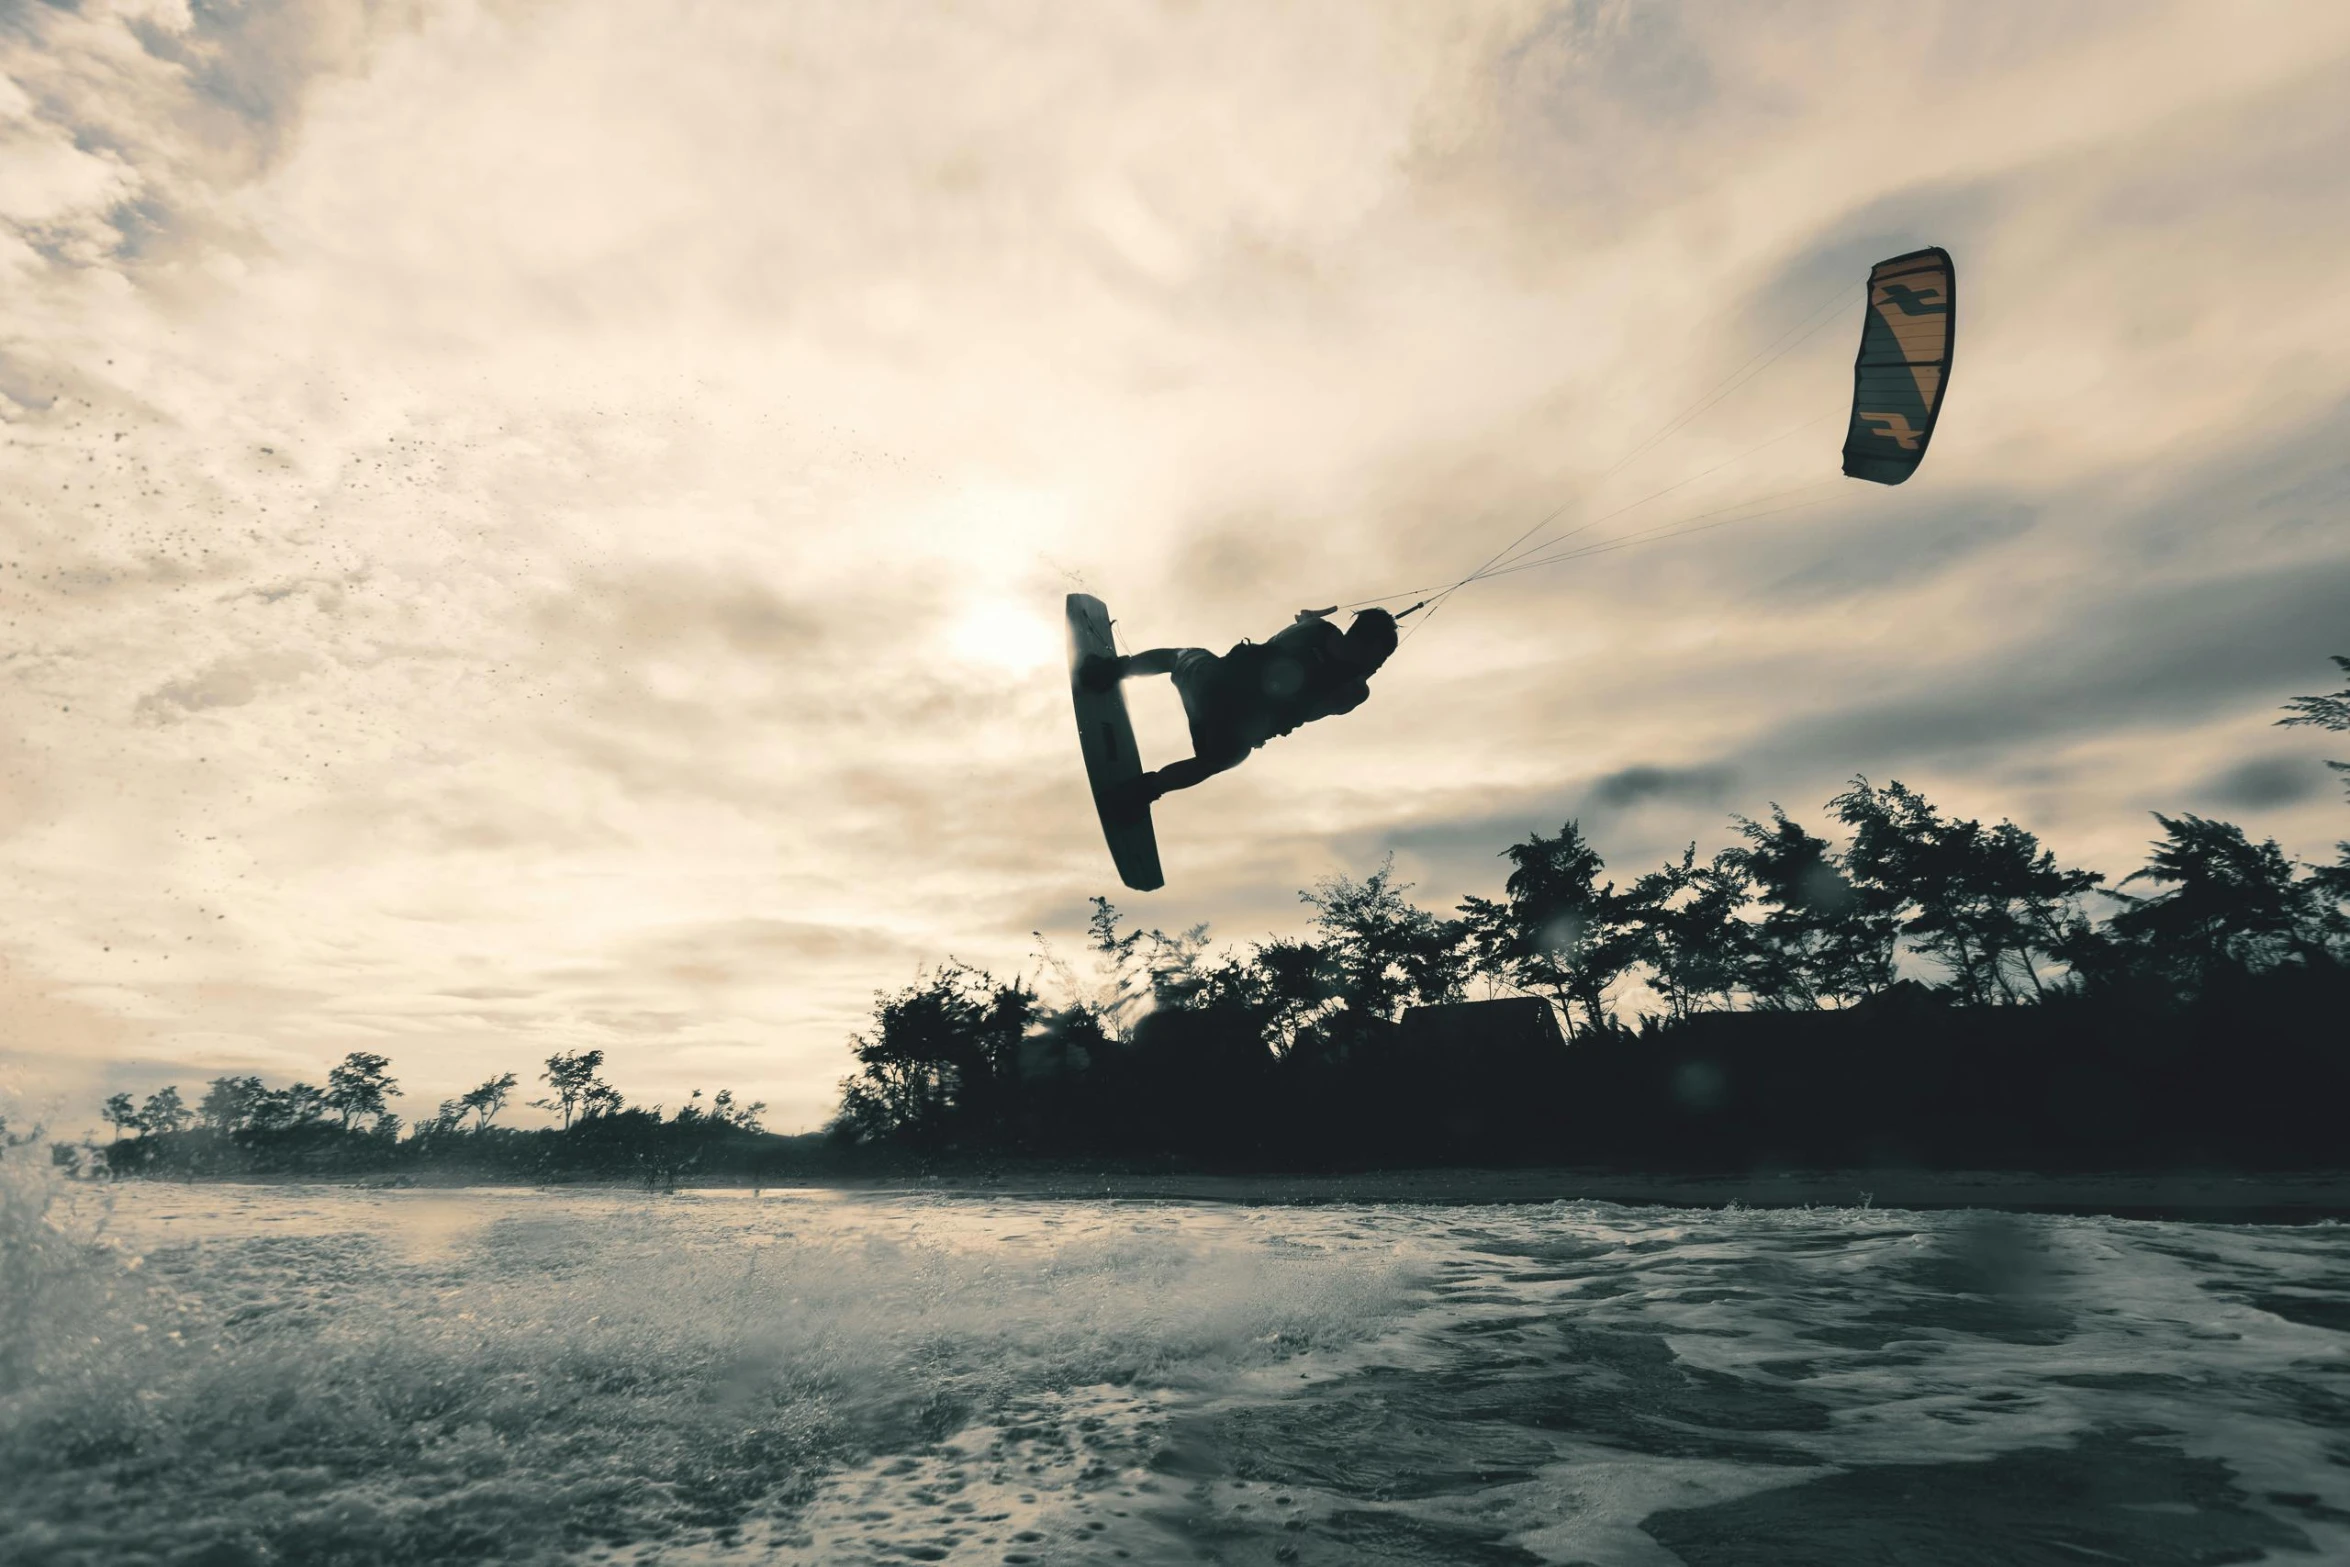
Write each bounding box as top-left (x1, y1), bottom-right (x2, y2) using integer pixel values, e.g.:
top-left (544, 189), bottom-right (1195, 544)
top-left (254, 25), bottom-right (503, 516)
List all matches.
top-left (1878, 283), bottom-right (1949, 316)
top-left (1860, 412), bottom-right (1925, 449)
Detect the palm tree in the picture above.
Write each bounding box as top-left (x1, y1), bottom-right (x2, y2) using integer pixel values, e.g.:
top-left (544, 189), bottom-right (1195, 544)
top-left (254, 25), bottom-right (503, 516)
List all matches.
top-left (2278, 654), bottom-right (2350, 799)
top-left (324, 1053), bottom-right (400, 1130)
top-left (1722, 808), bottom-right (1896, 1009)
top-left (2106, 814), bottom-right (2330, 993)
top-left (1461, 822), bottom-right (1636, 1037)
top-left (138, 1086), bottom-right (192, 1135)
top-left (460, 1072), bottom-right (519, 1129)
top-left (1620, 844), bottom-right (1752, 1021)
top-left (1830, 778), bottom-right (2104, 1004)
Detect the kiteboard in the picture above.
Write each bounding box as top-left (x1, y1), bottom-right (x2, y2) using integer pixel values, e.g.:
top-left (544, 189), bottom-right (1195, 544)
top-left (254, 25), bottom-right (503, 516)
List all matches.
top-left (1066, 593), bottom-right (1164, 892)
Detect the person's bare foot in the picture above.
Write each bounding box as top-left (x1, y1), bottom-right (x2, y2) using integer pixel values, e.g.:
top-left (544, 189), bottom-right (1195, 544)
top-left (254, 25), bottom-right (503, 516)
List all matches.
top-left (1104, 772), bottom-right (1160, 815)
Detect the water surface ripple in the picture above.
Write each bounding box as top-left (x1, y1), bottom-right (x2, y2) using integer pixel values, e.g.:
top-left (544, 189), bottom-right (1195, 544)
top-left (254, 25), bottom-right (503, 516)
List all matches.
top-left (4, 1182), bottom-right (2344, 1565)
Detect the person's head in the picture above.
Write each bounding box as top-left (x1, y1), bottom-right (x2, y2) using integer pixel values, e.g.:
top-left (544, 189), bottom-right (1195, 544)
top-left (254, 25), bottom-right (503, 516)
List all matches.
top-left (1342, 608), bottom-right (1399, 671)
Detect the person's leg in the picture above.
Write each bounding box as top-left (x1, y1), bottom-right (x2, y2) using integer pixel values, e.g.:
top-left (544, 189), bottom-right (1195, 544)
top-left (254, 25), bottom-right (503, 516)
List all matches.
top-left (1136, 748), bottom-right (1246, 801)
top-left (1077, 646), bottom-right (1198, 691)
top-left (1165, 648), bottom-right (1235, 733)
top-left (1121, 648), bottom-right (1191, 678)
top-left (1111, 648), bottom-right (1252, 804)
top-left (1090, 646), bottom-right (1248, 807)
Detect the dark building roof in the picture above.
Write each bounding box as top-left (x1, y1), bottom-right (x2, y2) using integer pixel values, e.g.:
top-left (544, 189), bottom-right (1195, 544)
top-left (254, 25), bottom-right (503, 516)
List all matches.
top-left (1397, 996), bottom-right (1568, 1069)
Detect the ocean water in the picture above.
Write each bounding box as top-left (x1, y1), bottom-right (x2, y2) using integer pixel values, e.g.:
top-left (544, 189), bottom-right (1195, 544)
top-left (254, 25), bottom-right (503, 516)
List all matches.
top-left (2, 1164), bottom-right (2346, 1565)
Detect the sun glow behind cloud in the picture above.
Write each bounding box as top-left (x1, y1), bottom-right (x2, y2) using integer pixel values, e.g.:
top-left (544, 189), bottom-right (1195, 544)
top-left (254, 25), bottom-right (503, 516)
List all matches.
top-left (3, 1), bottom-right (2348, 1127)
top-left (947, 599), bottom-right (1062, 678)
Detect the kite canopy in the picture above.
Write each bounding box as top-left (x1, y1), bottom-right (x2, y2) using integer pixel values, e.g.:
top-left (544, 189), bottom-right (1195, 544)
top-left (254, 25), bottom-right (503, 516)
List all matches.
top-left (1841, 247), bottom-right (1955, 485)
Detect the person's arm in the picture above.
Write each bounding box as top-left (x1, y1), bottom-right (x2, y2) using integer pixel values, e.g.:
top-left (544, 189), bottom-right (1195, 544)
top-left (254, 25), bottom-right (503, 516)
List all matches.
top-left (1258, 612), bottom-right (1334, 686)
top-left (1288, 673), bottom-right (1370, 730)
top-left (1264, 616), bottom-right (1343, 662)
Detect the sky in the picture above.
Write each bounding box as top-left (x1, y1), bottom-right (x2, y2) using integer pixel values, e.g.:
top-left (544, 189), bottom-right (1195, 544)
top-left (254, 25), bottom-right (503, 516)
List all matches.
top-left (3, 0), bottom-right (2347, 1133)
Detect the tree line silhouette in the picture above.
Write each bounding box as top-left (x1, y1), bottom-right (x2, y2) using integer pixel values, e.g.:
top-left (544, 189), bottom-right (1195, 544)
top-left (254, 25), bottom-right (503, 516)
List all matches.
top-left (831, 660), bottom-right (2350, 1170)
top-left (77, 1048), bottom-right (787, 1186)
top-left (64, 657), bottom-right (2350, 1180)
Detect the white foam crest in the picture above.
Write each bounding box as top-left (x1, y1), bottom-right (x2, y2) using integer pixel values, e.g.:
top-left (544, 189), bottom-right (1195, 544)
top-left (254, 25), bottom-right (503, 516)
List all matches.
top-left (1, 1179), bottom-right (1422, 1562)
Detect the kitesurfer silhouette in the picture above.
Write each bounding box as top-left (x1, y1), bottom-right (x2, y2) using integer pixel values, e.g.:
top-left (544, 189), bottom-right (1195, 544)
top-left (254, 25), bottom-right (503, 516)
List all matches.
top-left (1080, 606), bottom-right (1399, 804)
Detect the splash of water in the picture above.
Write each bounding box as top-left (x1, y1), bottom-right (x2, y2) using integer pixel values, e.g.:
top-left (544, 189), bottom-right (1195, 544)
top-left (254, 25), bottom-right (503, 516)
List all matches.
top-left (0, 1181), bottom-right (1416, 1564)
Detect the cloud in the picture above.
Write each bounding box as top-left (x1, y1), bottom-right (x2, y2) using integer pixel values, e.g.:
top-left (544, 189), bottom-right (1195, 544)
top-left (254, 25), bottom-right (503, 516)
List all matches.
top-left (2199, 755), bottom-right (2328, 812)
top-left (1758, 500), bottom-right (2040, 605)
top-left (1358, 764), bottom-right (1738, 891)
top-left (1586, 763), bottom-right (1737, 810)
top-left (5, 1), bottom-right (2350, 1126)
top-left (1749, 552), bottom-right (2350, 773)
top-left (133, 650), bottom-right (310, 721)
top-left (624, 915), bottom-right (925, 980)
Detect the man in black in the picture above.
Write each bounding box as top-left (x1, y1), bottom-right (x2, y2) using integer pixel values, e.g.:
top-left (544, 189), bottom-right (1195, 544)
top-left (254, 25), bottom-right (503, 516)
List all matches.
top-left (1081, 606), bottom-right (1399, 805)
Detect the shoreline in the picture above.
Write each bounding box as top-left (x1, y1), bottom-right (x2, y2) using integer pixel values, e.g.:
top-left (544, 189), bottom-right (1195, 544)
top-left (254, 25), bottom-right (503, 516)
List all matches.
top-left (862, 1167), bottom-right (2350, 1221)
top-left (95, 1166), bottom-right (2350, 1221)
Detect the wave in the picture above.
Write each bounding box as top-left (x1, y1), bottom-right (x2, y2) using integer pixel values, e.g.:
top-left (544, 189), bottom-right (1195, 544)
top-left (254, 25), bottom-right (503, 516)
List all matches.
top-left (0, 1172), bottom-right (1417, 1564)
